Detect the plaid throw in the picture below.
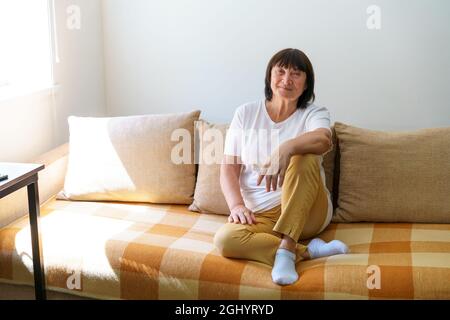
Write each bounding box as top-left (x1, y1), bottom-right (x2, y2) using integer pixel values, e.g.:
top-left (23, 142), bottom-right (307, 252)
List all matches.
top-left (1, 197), bottom-right (449, 299)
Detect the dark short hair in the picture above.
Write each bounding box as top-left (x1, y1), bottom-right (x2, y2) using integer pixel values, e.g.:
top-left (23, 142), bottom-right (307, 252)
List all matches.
top-left (264, 48), bottom-right (315, 110)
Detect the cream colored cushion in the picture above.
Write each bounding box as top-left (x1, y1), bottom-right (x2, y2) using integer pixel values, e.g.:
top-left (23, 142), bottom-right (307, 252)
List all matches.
top-left (333, 122), bottom-right (450, 223)
top-left (58, 111), bottom-right (201, 204)
top-left (189, 120), bottom-right (230, 215)
top-left (189, 120), bottom-right (337, 215)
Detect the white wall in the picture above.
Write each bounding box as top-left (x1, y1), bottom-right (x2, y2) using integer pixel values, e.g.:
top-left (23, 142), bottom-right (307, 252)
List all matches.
top-left (52, 0), bottom-right (107, 146)
top-left (1, 0), bottom-right (449, 163)
top-left (102, 0), bottom-right (450, 130)
top-left (0, 0), bottom-right (106, 162)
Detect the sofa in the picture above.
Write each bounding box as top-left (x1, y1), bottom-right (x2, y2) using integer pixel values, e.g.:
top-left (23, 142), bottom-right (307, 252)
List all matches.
top-left (0, 111), bottom-right (449, 300)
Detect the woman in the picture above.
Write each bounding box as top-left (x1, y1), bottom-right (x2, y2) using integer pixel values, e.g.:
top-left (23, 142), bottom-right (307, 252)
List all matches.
top-left (214, 48), bottom-right (349, 286)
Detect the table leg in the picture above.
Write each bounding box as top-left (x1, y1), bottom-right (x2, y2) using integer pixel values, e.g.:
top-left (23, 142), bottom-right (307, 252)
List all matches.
top-left (27, 180), bottom-right (47, 300)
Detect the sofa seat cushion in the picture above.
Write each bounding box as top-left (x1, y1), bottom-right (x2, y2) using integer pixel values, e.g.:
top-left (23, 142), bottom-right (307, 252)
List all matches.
top-left (0, 197), bottom-right (449, 299)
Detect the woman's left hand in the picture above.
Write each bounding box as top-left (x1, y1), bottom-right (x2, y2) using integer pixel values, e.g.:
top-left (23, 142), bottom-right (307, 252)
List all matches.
top-left (256, 141), bottom-right (293, 192)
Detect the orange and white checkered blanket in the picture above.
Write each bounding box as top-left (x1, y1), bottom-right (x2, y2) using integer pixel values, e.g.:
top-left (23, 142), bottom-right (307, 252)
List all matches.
top-left (1, 197), bottom-right (449, 299)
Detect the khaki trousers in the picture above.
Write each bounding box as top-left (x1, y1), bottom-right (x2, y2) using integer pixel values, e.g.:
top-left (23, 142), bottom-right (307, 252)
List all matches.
top-left (214, 154), bottom-right (330, 266)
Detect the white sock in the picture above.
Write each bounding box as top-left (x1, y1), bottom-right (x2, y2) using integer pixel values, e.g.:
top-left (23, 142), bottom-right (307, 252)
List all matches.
top-left (271, 248), bottom-right (299, 286)
top-left (307, 238), bottom-right (349, 259)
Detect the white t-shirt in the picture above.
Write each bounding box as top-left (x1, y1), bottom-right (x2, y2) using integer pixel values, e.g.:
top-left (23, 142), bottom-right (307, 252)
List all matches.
top-left (223, 99), bottom-right (333, 233)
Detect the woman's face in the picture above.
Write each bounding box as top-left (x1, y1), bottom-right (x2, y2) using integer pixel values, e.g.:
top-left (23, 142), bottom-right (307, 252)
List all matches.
top-left (270, 64), bottom-right (307, 101)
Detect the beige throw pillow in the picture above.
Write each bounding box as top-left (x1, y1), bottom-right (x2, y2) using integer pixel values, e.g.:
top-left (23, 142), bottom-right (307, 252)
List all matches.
top-left (333, 122), bottom-right (450, 223)
top-left (189, 120), bottom-right (230, 215)
top-left (58, 110), bottom-right (201, 204)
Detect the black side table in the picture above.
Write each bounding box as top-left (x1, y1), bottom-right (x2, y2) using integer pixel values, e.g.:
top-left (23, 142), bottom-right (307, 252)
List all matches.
top-left (0, 163), bottom-right (46, 300)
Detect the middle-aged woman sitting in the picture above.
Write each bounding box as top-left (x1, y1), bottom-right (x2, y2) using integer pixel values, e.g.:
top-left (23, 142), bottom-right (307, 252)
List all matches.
top-left (214, 48), bottom-right (349, 286)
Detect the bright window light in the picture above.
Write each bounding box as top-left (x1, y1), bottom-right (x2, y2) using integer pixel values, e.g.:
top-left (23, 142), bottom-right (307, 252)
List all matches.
top-left (0, 0), bottom-right (53, 98)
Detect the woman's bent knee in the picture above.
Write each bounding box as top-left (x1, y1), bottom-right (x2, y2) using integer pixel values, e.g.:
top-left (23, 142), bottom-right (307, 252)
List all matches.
top-left (213, 226), bottom-right (229, 254)
top-left (286, 154), bottom-right (318, 176)
top-left (289, 154), bottom-right (319, 170)
top-left (213, 224), bottom-right (246, 257)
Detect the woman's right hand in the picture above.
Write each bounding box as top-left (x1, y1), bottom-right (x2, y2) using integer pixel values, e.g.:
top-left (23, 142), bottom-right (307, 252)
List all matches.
top-left (228, 204), bottom-right (257, 224)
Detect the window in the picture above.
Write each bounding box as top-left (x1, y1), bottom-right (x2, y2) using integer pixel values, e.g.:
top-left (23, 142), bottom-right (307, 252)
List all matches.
top-left (0, 0), bottom-right (53, 99)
